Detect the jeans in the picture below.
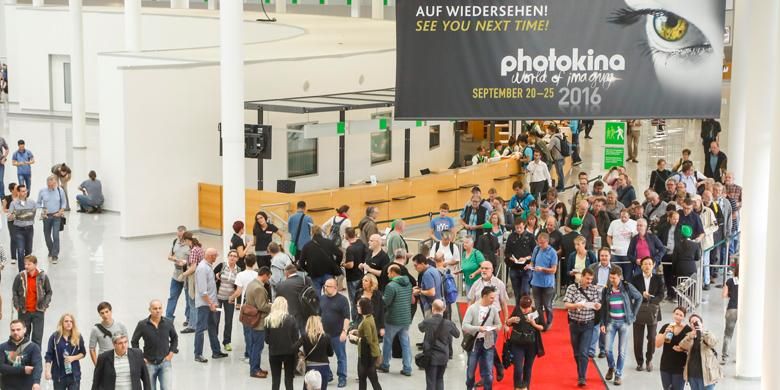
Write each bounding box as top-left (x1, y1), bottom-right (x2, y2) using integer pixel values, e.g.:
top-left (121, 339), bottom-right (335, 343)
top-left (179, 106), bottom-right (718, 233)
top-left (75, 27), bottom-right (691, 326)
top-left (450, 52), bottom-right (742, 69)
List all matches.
top-left (147, 360), bottom-right (172, 390)
top-left (347, 279), bottom-right (361, 322)
top-left (633, 321), bottom-right (658, 366)
top-left (194, 306), bottom-right (221, 357)
top-left (660, 370), bottom-right (685, 390)
top-left (42, 216), bottom-right (62, 257)
top-left (531, 286), bottom-right (555, 330)
top-left (588, 324), bottom-right (606, 357)
top-left (17, 173), bottom-right (30, 190)
top-left (425, 364), bottom-right (446, 390)
top-left (20, 311), bottom-right (44, 346)
top-left (612, 255), bottom-right (632, 281)
top-left (305, 365), bottom-right (330, 390)
top-left (330, 335), bottom-right (347, 381)
top-left (554, 158), bottom-right (565, 190)
top-left (702, 251), bottom-right (711, 286)
top-left (165, 278), bottom-right (184, 320)
top-left (510, 343), bottom-right (537, 388)
top-left (185, 283), bottom-right (197, 329)
top-left (569, 320), bottom-right (594, 381)
top-left (381, 324), bottom-right (412, 373)
top-left (53, 375), bottom-right (79, 390)
top-left (509, 269), bottom-right (532, 305)
top-left (688, 377), bottom-right (716, 390)
top-left (269, 353), bottom-right (296, 390)
top-left (722, 309), bottom-right (737, 357)
top-left (75, 194), bottom-right (101, 210)
top-left (311, 274), bottom-right (332, 298)
top-left (7, 221), bottom-right (17, 261)
top-left (248, 328), bottom-right (266, 374)
top-left (466, 339), bottom-right (494, 390)
top-left (571, 132), bottom-right (581, 163)
top-left (216, 299), bottom-right (235, 345)
top-left (605, 320), bottom-right (629, 377)
top-left (14, 225), bottom-right (34, 273)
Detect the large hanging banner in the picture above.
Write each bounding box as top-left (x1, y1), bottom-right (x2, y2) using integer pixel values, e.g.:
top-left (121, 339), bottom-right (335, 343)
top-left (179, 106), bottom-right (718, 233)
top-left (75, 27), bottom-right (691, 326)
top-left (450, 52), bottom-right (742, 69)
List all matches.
top-left (394, 0), bottom-right (725, 120)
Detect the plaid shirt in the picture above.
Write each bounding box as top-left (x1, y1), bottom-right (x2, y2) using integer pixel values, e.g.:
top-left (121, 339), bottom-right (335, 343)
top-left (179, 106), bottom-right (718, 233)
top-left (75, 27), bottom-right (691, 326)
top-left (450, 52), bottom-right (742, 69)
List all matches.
top-left (724, 184), bottom-right (742, 213)
top-left (563, 283), bottom-right (601, 323)
top-left (188, 246), bottom-right (204, 267)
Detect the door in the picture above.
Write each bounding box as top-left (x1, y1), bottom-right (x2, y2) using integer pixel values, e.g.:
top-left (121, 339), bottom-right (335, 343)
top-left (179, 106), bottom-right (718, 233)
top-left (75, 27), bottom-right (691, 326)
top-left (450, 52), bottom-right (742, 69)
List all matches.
top-left (49, 54), bottom-right (71, 112)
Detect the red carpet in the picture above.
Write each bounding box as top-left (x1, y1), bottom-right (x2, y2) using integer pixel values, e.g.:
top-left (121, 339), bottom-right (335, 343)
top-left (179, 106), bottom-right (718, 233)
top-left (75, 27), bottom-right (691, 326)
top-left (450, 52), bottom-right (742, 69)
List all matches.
top-left (457, 303), bottom-right (607, 389)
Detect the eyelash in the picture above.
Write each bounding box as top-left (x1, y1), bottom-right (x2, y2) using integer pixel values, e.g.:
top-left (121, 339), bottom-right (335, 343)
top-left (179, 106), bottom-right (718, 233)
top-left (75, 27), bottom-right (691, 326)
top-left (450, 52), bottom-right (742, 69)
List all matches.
top-left (608, 7), bottom-right (712, 60)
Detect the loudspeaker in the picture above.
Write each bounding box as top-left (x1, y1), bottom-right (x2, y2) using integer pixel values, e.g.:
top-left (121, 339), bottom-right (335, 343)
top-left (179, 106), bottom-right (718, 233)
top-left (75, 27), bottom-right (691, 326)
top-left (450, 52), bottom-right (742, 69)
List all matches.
top-left (277, 180), bottom-right (296, 194)
top-left (420, 168), bottom-right (431, 175)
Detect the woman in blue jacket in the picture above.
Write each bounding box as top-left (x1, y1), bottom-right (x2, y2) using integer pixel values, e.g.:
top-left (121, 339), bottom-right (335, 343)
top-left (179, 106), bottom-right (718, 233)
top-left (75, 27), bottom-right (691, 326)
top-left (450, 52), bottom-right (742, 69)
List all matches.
top-left (566, 236), bottom-right (597, 286)
top-left (627, 218), bottom-right (666, 277)
top-left (45, 314), bottom-right (86, 390)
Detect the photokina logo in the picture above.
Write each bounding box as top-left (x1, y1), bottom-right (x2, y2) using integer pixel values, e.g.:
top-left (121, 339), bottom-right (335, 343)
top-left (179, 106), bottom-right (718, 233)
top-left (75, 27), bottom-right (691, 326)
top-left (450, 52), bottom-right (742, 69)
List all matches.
top-left (501, 48), bottom-right (626, 76)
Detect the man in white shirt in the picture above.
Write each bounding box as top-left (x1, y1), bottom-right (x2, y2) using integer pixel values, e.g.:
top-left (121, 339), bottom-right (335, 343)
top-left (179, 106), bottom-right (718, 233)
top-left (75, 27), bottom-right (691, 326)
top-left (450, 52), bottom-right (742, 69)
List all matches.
top-left (527, 150), bottom-right (552, 201)
top-left (607, 209), bottom-right (637, 280)
top-left (231, 255), bottom-right (259, 362)
top-left (432, 231), bottom-right (460, 273)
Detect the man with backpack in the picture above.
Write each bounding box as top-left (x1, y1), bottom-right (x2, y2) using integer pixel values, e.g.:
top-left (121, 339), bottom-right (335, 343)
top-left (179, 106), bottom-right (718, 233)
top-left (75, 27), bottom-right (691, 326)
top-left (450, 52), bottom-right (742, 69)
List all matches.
top-left (418, 299), bottom-right (460, 390)
top-left (0, 320), bottom-right (42, 390)
top-left (548, 125), bottom-right (570, 192)
top-left (412, 255), bottom-right (443, 319)
top-left (275, 264), bottom-right (319, 334)
top-left (88, 302), bottom-right (128, 365)
top-left (300, 225), bottom-right (343, 298)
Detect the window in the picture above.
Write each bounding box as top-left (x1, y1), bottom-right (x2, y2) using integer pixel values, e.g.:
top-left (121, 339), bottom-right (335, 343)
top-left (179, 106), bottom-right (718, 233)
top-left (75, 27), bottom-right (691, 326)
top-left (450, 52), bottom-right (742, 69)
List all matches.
top-left (371, 130), bottom-right (392, 164)
top-left (429, 125), bottom-right (440, 149)
top-left (287, 131), bottom-right (317, 177)
top-left (63, 62), bottom-right (72, 104)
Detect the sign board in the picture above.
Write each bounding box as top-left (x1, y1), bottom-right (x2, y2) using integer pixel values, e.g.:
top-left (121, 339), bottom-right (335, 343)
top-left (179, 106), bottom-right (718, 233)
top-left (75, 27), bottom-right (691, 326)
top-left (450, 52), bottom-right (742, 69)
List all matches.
top-left (603, 147), bottom-right (624, 170)
top-left (395, 0), bottom-right (725, 119)
top-left (604, 121), bottom-right (626, 145)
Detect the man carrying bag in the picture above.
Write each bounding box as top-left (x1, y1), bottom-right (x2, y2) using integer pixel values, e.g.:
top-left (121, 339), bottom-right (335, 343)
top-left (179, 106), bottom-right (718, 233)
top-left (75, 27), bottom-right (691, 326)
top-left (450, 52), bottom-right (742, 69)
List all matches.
top-left (417, 299), bottom-right (460, 390)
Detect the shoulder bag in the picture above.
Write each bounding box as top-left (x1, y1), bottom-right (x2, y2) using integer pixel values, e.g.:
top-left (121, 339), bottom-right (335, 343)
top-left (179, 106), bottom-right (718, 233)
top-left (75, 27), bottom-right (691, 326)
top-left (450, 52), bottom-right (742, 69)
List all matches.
top-left (415, 317), bottom-right (445, 369)
top-left (578, 287), bottom-right (600, 325)
top-left (289, 214), bottom-right (305, 257)
top-left (509, 313), bottom-right (536, 346)
top-left (296, 334), bottom-right (322, 375)
top-left (461, 308), bottom-right (492, 353)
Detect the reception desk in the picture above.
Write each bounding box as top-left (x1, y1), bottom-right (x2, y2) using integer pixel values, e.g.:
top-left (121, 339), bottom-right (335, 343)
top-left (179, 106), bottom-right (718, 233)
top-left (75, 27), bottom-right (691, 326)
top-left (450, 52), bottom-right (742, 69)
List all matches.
top-left (198, 158), bottom-right (524, 232)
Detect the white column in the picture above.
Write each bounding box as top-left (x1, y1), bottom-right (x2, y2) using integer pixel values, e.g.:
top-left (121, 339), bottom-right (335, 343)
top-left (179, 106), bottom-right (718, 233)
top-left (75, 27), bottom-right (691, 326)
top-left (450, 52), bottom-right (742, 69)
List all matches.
top-left (220, 0), bottom-right (245, 254)
top-left (371, 0), bottom-right (382, 19)
top-left (170, 0), bottom-right (189, 9)
top-left (70, 0), bottom-right (86, 149)
top-left (208, 0), bottom-right (217, 11)
top-left (276, 0), bottom-right (286, 14)
top-left (350, 0), bottom-right (358, 17)
top-left (736, 0), bottom-right (779, 381)
top-left (32, 0), bottom-right (43, 7)
top-left (726, 0), bottom-right (749, 182)
top-left (124, 0), bottom-right (141, 52)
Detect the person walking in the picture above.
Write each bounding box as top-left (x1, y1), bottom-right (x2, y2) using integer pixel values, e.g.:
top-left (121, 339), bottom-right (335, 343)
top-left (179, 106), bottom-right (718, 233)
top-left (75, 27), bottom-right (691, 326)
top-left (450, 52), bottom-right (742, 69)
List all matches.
top-left (287, 201), bottom-right (314, 263)
top-left (414, 254), bottom-right (443, 319)
top-left (265, 297), bottom-right (301, 390)
top-left (357, 207), bottom-right (380, 245)
top-left (530, 233), bottom-right (558, 331)
top-left (229, 220), bottom-right (251, 270)
top-left (275, 264), bottom-right (313, 334)
top-left (378, 265), bottom-right (413, 376)
top-left (130, 300), bottom-right (178, 390)
top-left (164, 226), bottom-right (190, 324)
top-left (44, 314), bottom-right (87, 390)
top-left (213, 250), bottom-right (240, 351)
top-left (0, 320), bottom-right (43, 390)
top-left (463, 286), bottom-right (501, 390)
top-left (563, 268), bottom-right (602, 387)
top-left (319, 279), bottom-right (350, 388)
top-left (721, 265), bottom-right (738, 364)
top-left (12, 255), bottom-right (53, 346)
top-left (268, 243), bottom-right (292, 298)
top-left (343, 227), bottom-right (368, 322)
top-left (504, 295), bottom-right (544, 390)
top-left (678, 315), bottom-right (723, 390)
top-left (418, 299), bottom-right (460, 390)
top-left (626, 120), bottom-right (641, 163)
top-left (193, 248), bottom-right (227, 362)
top-left (505, 219), bottom-right (536, 302)
top-left (244, 266), bottom-right (272, 378)
top-left (8, 185), bottom-right (36, 272)
top-left (350, 298), bottom-right (382, 390)
top-left (178, 232), bottom-right (203, 334)
top-left (91, 332), bottom-right (151, 390)
top-left (301, 316), bottom-right (333, 390)
top-left (608, 209), bottom-right (638, 279)
top-left (461, 237), bottom-right (485, 293)
top-left (655, 307), bottom-right (692, 390)
top-left (3, 182), bottom-right (19, 266)
top-left (630, 257), bottom-right (665, 372)
top-left (89, 302), bottom-right (128, 365)
top-left (322, 205), bottom-right (351, 250)
top-left (37, 176), bottom-right (66, 264)
top-left (51, 163), bottom-right (72, 211)
top-left (11, 140), bottom-right (34, 189)
top-left (599, 267), bottom-right (642, 386)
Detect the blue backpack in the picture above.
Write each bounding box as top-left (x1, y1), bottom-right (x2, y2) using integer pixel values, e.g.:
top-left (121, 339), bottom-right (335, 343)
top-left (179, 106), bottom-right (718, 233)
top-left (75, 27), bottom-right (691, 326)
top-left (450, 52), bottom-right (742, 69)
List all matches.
top-left (443, 270), bottom-right (458, 305)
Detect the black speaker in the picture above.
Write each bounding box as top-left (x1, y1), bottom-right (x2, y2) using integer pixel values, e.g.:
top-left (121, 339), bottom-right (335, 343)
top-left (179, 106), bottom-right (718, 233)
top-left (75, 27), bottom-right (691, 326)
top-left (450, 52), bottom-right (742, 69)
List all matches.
top-left (277, 180), bottom-right (296, 194)
top-left (244, 124), bottom-right (272, 159)
top-left (420, 168), bottom-right (431, 175)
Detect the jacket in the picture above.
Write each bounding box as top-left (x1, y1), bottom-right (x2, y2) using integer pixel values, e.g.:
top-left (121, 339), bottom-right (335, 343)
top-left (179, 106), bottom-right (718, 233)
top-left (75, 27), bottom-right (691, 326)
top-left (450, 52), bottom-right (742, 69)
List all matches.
top-left (383, 276), bottom-right (413, 326)
top-left (12, 269), bottom-right (53, 314)
top-left (672, 239), bottom-right (701, 277)
top-left (644, 200), bottom-right (668, 228)
top-left (649, 169), bottom-right (673, 195)
top-left (354, 289), bottom-right (385, 335)
top-left (679, 330), bottom-right (723, 385)
top-left (418, 314), bottom-right (460, 364)
top-left (630, 273), bottom-right (665, 323)
top-left (504, 231), bottom-right (536, 271)
top-left (357, 216), bottom-right (378, 245)
top-left (462, 303), bottom-right (501, 349)
top-left (461, 205), bottom-right (489, 237)
top-left (274, 274), bottom-right (308, 325)
top-left (356, 315), bottom-right (380, 358)
top-left (300, 236), bottom-right (343, 278)
top-left (244, 279), bottom-right (272, 331)
top-left (697, 207), bottom-right (718, 250)
top-left (654, 221), bottom-right (683, 254)
top-left (0, 337), bottom-right (42, 389)
top-left (91, 348), bottom-right (151, 390)
top-left (566, 250), bottom-right (597, 275)
top-left (714, 196), bottom-right (733, 238)
top-left (265, 315), bottom-right (301, 356)
top-left (45, 332), bottom-right (86, 382)
top-left (616, 185), bottom-right (637, 208)
top-left (626, 233), bottom-right (666, 266)
top-left (385, 230), bottom-right (409, 257)
top-left (703, 151), bottom-right (727, 183)
top-left (600, 281), bottom-right (643, 325)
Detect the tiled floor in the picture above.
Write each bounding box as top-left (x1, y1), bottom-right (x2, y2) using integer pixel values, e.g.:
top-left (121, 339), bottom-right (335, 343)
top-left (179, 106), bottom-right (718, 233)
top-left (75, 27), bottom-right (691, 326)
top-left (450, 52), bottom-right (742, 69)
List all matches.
top-left (0, 102), bottom-right (760, 389)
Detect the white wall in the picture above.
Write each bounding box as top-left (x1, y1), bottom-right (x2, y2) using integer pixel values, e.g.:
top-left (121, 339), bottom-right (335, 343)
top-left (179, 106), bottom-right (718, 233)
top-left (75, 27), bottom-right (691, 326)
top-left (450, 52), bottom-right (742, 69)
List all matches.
top-left (6, 6), bottom-right (303, 113)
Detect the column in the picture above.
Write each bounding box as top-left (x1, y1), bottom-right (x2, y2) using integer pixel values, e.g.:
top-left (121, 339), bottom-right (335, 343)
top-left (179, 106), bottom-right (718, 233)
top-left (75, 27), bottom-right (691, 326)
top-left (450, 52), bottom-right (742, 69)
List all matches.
top-left (736, 0), bottom-right (779, 381)
top-left (124, 0), bottom-right (141, 52)
top-left (70, 0), bottom-right (86, 149)
top-left (220, 0), bottom-right (246, 254)
top-left (276, 0), bottom-right (286, 14)
top-left (350, 0), bottom-right (358, 17)
top-left (32, 0), bottom-right (43, 6)
top-left (726, 0), bottom-right (749, 182)
top-left (371, 0), bottom-right (382, 19)
top-left (208, 0), bottom-right (216, 11)
top-left (170, 0), bottom-right (189, 9)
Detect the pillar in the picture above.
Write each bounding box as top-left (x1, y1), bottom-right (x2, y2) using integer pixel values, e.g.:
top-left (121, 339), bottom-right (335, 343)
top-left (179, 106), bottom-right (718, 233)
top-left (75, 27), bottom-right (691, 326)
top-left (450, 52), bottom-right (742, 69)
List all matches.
top-left (371, 0), bottom-right (382, 19)
top-left (350, 0), bottom-right (358, 17)
top-left (32, 0), bottom-right (43, 7)
top-left (726, 0), bottom-right (749, 182)
top-left (170, 0), bottom-right (189, 8)
top-left (208, 0), bottom-right (216, 11)
top-left (276, 0), bottom-right (286, 14)
top-left (124, 0), bottom-right (141, 52)
top-left (220, 0), bottom-right (246, 254)
top-left (736, 0), bottom-right (779, 381)
top-left (70, 0), bottom-right (86, 149)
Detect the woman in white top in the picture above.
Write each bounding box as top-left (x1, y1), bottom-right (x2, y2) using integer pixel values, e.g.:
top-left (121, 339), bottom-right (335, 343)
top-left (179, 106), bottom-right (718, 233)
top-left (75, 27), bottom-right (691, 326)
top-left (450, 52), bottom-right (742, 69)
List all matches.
top-left (322, 205), bottom-right (352, 250)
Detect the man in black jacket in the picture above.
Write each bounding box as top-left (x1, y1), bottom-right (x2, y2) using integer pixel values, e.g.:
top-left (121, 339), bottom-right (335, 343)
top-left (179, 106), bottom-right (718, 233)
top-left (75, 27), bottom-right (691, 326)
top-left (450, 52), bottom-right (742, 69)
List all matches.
top-left (703, 141), bottom-right (728, 183)
top-left (630, 257), bottom-right (664, 372)
top-left (0, 320), bottom-right (42, 390)
top-left (418, 299), bottom-right (460, 390)
top-left (300, 225), bottom-right (343, 298)
top-left (504, 219), bottom-right (536, 303)
top-left (275, 264), bottom-right (312, 332)
top-left (92, 332), bottom-right (151, 390)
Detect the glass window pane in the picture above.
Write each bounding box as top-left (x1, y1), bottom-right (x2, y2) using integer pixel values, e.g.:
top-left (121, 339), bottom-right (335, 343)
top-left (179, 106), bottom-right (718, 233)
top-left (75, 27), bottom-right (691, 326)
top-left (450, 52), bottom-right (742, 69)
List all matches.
top-left (63, 62), bottom-right (72, 105)
top-left (371, 131), bottom-right (391, 164)
top-left (429, 125), bottom-right (440, 149)
top-left (287, 131), bottom-right (317, 177)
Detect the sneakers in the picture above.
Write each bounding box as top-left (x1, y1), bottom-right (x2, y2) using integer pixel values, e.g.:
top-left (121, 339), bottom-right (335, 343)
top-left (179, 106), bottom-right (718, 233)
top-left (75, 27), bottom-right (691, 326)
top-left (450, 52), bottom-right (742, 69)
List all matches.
top-left (338, 378), bottom-right (347, 388)
top-left (10, 259), bottom-right (16, 265)
top-left (224, 344), bottom-right (232, 351)
top-left (577, 378), bottom-right (587, 387)
top-left (614, 376), bottom-right (622, 386)
top-left (605, 368), bottom-right (615, 381)
top-left (377, 365), bottom-right (389, 373)
top-left (636, 365), bottom-right (644, 371)
top-left (241, 357), bottom-right (250, 364)
top-left (400, 370), bottom-right (412, 377)
top-left (212, 352), bottom-right (228, 359)
top-left (194, 356), bottom-right (208, 363)
top-left (181, 328), bottom-right (195, 334)
top-left (598, 351), bottom-right (606, 358)
top-left (52, 256), bottom-right (58, 264)
top-left (647, 362), bottom-right (653, 372)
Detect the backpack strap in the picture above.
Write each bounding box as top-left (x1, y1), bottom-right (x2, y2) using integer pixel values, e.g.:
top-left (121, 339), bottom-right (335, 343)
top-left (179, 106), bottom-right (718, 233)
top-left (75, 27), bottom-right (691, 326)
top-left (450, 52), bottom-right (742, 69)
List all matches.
top-left (293, 214), bottom-right (306, 245)
top-left (95, 323), bottom-right (113, 339)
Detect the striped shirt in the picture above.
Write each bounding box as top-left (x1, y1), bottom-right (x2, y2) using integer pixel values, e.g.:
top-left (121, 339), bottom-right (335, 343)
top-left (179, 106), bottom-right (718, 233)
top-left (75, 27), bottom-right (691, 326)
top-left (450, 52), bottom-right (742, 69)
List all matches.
top-left (217, 265), bottom-right (238, 300)
top-left (113, 353), bottom-right (131, 390)
top-left (608, 289), bottom-right (625, 320)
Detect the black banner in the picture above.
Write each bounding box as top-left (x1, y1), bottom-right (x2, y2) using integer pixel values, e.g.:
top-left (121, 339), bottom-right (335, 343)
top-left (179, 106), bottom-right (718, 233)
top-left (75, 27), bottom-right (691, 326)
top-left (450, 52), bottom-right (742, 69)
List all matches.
top-left (395, 0), bottom-right (725, 120)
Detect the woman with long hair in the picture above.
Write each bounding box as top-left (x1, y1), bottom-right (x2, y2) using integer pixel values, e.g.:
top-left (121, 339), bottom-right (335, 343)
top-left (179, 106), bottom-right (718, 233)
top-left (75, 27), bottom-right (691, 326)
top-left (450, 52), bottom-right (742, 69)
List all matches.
top-left (230, 220), bottom-right (254, 270)
top-left (505, 295), bottom-right (545, 390)
top-left (356, 274), bottom-right (385, 337)
top-left (525, 214), bottom-right (541, 237)
top-left (178, 231), bottom-right (203, 333)
top-left (488, 212), bottom-right (507, 247)
top-left (44, 314), bottom-right (87, 390)
top-left (655, 307), bottom-right (692, 390)
top-left (214, 249), bottom-right (240, 351)
top-left (349, 298), bottom-right (382, 390)
top-left (301, 316), bottom-right (334, 390)
top-left (253, 211), bottom-right (283, 269)
top-left (265, 297), bottom-right (301, 390)
top-left (553, 202), bottom-right (568, 229)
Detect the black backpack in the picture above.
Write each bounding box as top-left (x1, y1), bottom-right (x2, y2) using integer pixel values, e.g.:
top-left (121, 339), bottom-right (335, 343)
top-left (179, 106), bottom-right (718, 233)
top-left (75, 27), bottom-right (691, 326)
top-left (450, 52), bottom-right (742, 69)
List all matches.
top-left (558, 134), bottom-right (571, 157)
top-left (329, 217), bottom-right (346, 248)
top-left (299, 277), bottom-right (321, 317)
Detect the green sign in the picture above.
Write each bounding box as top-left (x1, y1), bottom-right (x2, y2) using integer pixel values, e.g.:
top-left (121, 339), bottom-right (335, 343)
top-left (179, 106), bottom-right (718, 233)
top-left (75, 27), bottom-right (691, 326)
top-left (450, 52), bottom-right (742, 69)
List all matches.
top-left (604, 147), bottom-right (625, 170)
top-left (605, 121), bottom-right (626, 145)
